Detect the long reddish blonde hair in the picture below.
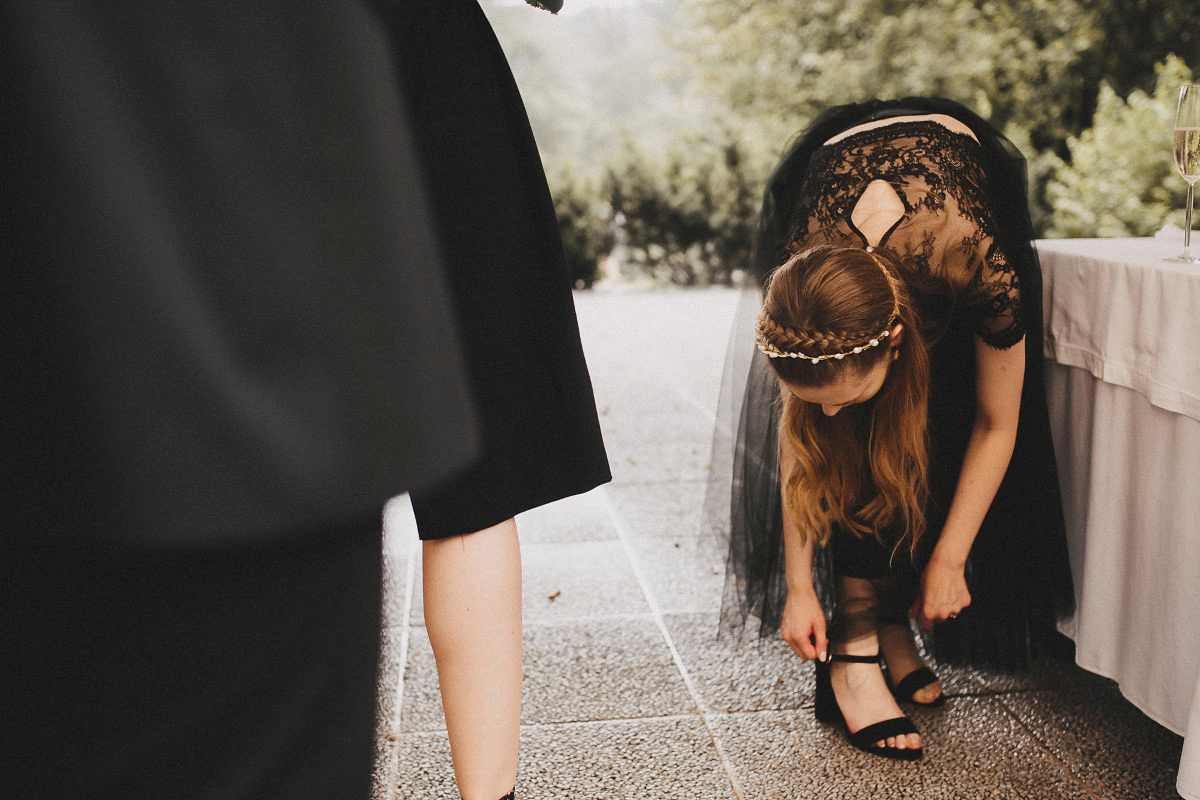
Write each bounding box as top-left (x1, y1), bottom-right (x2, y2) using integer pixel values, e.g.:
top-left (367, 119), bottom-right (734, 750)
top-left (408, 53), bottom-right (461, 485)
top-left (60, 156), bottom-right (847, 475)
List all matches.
top-left (758, 246), bottom-right (930, 556)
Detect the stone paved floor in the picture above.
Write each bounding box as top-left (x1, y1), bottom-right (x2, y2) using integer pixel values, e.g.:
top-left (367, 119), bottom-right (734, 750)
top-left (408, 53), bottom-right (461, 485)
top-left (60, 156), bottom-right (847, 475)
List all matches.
top-left (374, 288), bottom-right (1185, 799)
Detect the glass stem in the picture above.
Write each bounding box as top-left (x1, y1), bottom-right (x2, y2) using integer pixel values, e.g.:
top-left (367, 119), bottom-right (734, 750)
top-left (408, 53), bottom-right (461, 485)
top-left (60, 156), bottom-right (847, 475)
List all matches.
top-left (1187, 181), bottom-right (1196, 256)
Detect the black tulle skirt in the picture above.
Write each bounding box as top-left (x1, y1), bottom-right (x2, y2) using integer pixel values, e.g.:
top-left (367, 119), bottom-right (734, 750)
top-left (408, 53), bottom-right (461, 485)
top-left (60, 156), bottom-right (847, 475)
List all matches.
top-left (708, 98), bottom-right (1075, 669)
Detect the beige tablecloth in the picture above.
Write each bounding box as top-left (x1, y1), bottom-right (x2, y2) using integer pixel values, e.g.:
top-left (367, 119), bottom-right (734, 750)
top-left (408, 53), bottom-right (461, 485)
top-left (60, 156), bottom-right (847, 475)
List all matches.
top-left (1038, 237), bottom-right (1200, 800)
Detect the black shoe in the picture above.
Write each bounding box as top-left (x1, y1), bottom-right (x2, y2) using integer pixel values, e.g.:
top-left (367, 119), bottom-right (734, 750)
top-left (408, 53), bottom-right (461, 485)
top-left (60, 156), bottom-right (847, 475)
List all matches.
top-left (497, 792), bottom-right (515, 800)
top-left (877, 620), bottom-right (946, 708)
top-left (888, 665), bottom-right (946, 708)
top-left (814, 653), bottom-right (923, 762)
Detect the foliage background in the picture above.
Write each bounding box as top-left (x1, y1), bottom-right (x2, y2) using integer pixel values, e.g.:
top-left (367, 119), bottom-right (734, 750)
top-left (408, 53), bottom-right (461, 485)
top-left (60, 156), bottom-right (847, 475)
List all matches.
top-left (482, 0), bottom-right (1199, 287)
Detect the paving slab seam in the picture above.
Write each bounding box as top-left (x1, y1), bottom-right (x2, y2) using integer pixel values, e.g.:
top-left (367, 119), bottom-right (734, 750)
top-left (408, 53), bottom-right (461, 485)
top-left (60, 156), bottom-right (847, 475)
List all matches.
top-left (637, 361), bottom-right (719, 427)
top-left (399, 713), bottom-right (716, 736)
top-left (994, 693), bottom-right (1108, 800)
top-left (518, 712), bottom-right (710, 731)
top-left (948, 687), bottom-right (1052, 700)
top-left (381, 534), bottom-right (420, 799)
top-left (599, 485), bottom-right (749, 800)
top-left (522, 611), bottom-right (658, 627)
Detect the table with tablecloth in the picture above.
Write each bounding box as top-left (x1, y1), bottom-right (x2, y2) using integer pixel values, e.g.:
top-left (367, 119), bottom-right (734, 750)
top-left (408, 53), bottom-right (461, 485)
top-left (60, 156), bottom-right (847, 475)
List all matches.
top-left (1037, 236), bottom-right (1200, 800)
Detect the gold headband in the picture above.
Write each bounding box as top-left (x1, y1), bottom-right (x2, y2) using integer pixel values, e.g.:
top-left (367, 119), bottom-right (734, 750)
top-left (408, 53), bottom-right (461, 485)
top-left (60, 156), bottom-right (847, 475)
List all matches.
top-left (755, 250), bottom-right (901, 364)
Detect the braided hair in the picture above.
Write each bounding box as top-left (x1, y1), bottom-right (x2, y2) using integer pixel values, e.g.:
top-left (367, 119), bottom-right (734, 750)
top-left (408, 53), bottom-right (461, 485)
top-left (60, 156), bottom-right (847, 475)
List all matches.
top-left (760, 246), bottom-right (931, 555)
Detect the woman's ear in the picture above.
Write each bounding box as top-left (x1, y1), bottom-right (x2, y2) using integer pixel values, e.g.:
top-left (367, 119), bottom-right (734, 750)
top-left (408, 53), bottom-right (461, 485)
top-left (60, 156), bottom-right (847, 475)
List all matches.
top-left (889, 322), bottom-right (905, 347)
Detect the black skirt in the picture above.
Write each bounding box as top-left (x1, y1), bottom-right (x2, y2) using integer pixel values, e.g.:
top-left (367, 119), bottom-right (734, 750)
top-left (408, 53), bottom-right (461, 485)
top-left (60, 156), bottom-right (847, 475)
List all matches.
top-left (386, 1), bottom-right (611, 538)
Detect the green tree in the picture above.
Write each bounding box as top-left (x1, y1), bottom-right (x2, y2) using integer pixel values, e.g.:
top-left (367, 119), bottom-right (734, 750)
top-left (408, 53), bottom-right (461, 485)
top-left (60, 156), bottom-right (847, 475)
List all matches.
top-left (681, 0), bottom-right (1198, 152)
top-left (681, 0), bottom-right (1101, 149)
top-left (602, 130), bottom-right (764, 286)
top-left (548, 164), bottom-right (614, 289)
top-left (1045, 55), bottom-right (1195, 238)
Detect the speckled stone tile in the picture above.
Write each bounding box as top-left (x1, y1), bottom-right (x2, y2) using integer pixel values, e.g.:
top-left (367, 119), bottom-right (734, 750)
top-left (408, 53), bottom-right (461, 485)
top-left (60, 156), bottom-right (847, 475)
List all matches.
top-left (380, 553), bottom-right (414, 632)
top-left (515, 488), bottom-right (616, 543)
top-left (607, 481), bottom-right (709, 539)
top-left (664, 613), bottom-right (980, 716)
top-left (381, 497), bottom-right (416, 631)
top-left (371, 729), bottom-right (396, 800)
top-left (998, 682), bottom-right (1184, 799)
top-left (410, 539), bottom-right (649, 626)
top-left (393, 715), bottom-right (734, 800)
top-left (400, 617), bottom-right (698, 732)
top-left (608, 437), bottom-right (714, 486)
top-left (947, 648), bottom-right (1086, 694)
top-left (665, 612), bottom-right (814, 714)
top-left (377, 623), bottom-right (404, 727)
top-left (710, 698), bottom-right (1095, 799)
top-left (601, 408), bottom-right (716, 446)
top-left (627, 536), bottom-right (725, 614)
top-left (521, 540), bottom-right (650, 624)
top-left (374, 621), bottom-right (408, 800)
top-left (383, 494), bottom-right (419, 550)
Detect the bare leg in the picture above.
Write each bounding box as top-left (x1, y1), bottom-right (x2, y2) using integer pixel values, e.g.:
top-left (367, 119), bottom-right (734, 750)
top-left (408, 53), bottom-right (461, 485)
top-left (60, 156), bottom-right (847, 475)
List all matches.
top-left (830, 577), bottom-right (922, 751)
top-left (423, 519), bottom-right (522, 800)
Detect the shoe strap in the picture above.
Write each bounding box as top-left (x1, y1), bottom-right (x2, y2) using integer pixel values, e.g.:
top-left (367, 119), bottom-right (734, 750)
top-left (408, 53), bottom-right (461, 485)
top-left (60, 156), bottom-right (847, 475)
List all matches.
top-left (827, 652), bottom-right (881, 664)
top-left (891, 666), bottom-right (939, 700)
top-left (849, 715), bottom-right (919, 746)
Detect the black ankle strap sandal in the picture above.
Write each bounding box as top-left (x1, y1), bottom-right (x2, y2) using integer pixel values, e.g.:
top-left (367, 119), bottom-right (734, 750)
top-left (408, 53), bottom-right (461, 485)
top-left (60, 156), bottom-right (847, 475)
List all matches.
top-left (889, 665), bottom-right (946, 708)
top-left (814, 653), bottom-right (923, 762)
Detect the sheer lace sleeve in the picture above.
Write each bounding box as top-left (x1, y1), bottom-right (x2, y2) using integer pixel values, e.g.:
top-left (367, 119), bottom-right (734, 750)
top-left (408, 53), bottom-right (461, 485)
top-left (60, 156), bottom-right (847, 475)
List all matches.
top-left (966, 229), bottom-right (1025, 350)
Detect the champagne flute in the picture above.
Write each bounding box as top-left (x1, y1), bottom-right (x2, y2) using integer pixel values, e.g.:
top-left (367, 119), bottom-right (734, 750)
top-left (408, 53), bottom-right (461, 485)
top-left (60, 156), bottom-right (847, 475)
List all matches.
top-left (1168, 84), bottom-right (1200, 263)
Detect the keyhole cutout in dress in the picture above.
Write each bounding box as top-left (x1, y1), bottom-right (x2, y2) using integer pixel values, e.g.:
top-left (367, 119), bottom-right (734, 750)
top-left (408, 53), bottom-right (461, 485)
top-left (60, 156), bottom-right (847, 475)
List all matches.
top-left (850, 179), bottom-right (906, 249)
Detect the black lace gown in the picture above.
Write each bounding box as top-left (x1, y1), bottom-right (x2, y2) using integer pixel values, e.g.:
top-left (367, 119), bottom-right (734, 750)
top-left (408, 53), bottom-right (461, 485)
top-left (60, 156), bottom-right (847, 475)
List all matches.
top-left (714, 98), bottom-right (1074, 668)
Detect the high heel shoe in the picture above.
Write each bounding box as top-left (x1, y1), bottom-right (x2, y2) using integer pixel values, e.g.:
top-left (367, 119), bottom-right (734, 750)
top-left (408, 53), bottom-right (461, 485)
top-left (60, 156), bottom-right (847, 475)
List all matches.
top-left (878, 620), bottom-right (946, 708)
top-left (497, 792), bottom-right (515, 800)
top-left (888, 665), bottom-right (946, 708)
top-left (814, 654), bottom-right (923, 761)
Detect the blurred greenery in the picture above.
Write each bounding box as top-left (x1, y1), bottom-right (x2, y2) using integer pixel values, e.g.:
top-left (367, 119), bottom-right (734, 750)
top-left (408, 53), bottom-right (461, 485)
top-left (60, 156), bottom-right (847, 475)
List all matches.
top-left (602, 131), bottom-right (764, 285)
top-left (1045, 55), bottom-right (1195, 237)
top-left (549, 164), bottom-right (614, 288)
top-left (484, 0), bottom-right (1200, 286)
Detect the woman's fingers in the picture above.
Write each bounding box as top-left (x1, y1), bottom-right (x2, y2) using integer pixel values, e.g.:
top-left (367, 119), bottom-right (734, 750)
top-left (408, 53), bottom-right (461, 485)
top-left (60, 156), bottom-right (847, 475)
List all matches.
top-left (784, 628), bottom-right (817, 660)
top-left (781, 619), bottom-right (825, 660)
top-left (917, 599), bottom-right (972, 630)
top-left (813, 617), bottom-right (828, 663)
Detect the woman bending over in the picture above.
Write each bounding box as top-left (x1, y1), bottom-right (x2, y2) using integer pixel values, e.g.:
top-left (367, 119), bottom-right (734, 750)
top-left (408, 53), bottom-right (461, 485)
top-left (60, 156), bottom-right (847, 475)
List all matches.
top-left (721, 98), bottom-right (1074, 761)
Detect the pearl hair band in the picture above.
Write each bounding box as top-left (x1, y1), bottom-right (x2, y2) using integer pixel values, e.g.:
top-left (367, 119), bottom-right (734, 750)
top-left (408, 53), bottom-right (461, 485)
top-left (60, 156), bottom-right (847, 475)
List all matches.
top-left (756, 327), bottom-right (893, 362)
top-left (755, 249), bottom-right (901, 364)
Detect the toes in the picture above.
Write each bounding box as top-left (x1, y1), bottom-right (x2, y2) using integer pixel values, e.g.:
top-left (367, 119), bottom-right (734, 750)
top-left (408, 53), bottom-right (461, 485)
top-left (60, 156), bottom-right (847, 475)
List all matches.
top-left (877, 734), bottom-right (921, 751)
top-left (915, 682), bottom-right (942, 703)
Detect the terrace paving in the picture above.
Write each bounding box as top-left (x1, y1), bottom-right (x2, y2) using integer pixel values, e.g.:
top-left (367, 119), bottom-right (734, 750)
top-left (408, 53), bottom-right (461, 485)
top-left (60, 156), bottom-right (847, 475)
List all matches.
top-left (374, 287), bottom-right (1184, 799)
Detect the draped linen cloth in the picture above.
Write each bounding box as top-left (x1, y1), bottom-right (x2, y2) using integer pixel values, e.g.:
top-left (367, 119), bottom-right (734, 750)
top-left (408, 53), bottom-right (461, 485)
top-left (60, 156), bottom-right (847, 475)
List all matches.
top-left (1038, 236), bottom-right (1200, 800)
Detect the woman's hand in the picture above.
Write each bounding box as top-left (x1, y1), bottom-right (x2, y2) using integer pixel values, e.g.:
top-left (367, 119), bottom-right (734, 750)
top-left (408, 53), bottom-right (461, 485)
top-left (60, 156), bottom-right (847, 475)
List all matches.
top-left (912, 556), bottom-right (971, 631)
top-left (780, 587), bottom-right (828, 661)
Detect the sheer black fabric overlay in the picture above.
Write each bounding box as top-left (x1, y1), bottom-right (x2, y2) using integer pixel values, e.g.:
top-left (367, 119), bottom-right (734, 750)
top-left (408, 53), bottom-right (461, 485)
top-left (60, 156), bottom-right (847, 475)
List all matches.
top-left (708, 98), bottom-right (1075, 670)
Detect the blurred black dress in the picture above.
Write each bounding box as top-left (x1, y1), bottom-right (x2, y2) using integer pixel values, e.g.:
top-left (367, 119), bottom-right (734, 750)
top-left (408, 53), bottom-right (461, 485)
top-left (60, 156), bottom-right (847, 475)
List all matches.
top-left (713, 98), bottom-right (1074, 668)
top-left (2, 3), bottom-right (480, 799)
top-left (387, 0), bottom-right (612, 538)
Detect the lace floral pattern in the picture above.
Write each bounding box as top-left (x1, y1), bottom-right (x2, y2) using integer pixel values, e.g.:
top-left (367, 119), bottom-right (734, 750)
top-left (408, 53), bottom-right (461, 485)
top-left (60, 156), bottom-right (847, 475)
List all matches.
top-left (786, 120), bottom-right (1025, 349)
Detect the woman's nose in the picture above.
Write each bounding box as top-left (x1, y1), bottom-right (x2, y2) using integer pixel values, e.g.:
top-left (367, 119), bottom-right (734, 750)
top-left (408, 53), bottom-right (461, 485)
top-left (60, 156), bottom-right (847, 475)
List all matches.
top-left (821, 404), bottom-right (841, 417)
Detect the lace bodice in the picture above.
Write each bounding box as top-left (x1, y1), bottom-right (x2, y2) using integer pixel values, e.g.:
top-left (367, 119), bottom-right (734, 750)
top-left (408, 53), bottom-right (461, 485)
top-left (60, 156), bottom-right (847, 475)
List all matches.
top-left (786, 120), bottom-right (1025, 349)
